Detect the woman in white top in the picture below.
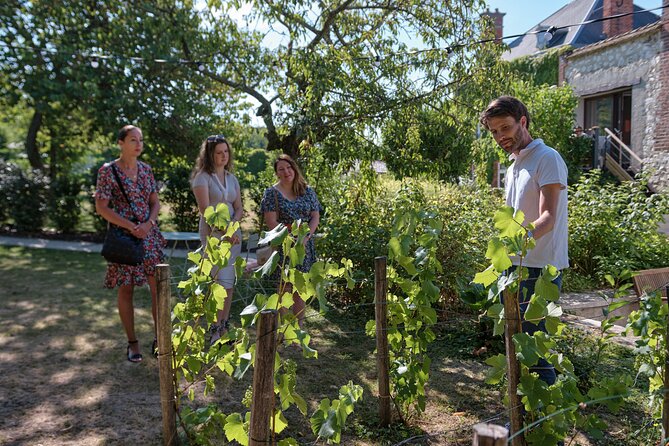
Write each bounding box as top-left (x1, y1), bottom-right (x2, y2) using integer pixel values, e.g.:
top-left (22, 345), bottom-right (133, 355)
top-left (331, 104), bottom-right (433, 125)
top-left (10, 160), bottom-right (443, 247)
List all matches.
top-left (191, 134), bottom-right (243, 344)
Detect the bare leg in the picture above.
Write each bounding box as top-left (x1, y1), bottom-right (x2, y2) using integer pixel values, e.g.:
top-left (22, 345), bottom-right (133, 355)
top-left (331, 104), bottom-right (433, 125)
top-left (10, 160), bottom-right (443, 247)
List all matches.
top-left (118, 284), bottom-right (140, 356)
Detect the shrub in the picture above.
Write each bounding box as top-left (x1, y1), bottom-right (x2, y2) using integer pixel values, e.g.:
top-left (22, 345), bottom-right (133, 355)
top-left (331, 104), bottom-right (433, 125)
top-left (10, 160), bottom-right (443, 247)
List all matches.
top-left (237, 148), bottom-right (269, 191)
top-left (568, 170), bottom-right (669, 283)
top-left (160, 159), bottom-right (199, 232)
top-left (426, 182), bottom-right (503, 301)
top-left (5, 165), bottom-right (49, 232)
top-left (318, 173), bottom-right (393, 303)
top-left (318, 175), bottom-right (503, 305)
top-left (48, 173), bottom-right (83, 233)
top-left (0, 160), bottom-right (22, 225)
top-left (246, 161), bottom-right (279, 232)
top-left (562, 135), bottom-right (593, 184)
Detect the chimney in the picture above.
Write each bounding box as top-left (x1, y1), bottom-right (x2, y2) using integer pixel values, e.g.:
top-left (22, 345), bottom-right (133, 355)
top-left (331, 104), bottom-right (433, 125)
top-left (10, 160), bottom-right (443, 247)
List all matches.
top-left (482, 8), bottom-right (505, 43)
top-left (603, 0), bottom-right (633, 38)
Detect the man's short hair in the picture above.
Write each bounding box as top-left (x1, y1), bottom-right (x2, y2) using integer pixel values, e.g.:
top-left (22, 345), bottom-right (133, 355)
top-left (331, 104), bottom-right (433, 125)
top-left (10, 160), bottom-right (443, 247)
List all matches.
top-left (480, 96), bottom-right (531, 130)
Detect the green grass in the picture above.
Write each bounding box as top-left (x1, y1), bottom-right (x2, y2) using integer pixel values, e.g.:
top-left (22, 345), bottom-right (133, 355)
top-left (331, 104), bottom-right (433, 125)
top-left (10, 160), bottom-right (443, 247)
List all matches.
top-left (0, 245), bottom-right (661, 445)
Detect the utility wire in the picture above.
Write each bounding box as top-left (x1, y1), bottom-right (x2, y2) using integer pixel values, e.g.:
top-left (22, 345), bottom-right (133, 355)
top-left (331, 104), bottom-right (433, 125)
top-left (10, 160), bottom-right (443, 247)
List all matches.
top-left (0, 6), bottom-right (665, 67)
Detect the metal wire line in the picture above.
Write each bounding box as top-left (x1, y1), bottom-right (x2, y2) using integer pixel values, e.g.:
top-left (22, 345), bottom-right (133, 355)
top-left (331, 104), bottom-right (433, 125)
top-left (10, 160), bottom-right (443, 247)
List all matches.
top-left (2, 5), bottom-right (665, 65)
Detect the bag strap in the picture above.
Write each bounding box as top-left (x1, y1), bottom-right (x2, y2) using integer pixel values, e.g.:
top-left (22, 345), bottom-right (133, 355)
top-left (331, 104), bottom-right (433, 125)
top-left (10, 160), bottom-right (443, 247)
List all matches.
top-left (274, 187), bottom-right (280, 222)
top-left (110, 162), bottom-right (141, 224)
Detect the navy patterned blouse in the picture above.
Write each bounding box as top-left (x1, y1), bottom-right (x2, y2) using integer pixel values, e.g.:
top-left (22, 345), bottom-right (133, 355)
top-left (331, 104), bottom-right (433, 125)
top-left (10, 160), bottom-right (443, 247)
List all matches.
top-left (260, 186), bottom-right (322, 272)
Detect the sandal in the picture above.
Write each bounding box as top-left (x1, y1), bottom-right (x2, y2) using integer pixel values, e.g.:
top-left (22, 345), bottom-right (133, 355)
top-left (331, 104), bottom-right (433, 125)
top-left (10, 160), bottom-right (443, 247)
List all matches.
top-left (151, 338), bottom-right (158, 358)
top-left (127, 340), bottom-right (143, 363)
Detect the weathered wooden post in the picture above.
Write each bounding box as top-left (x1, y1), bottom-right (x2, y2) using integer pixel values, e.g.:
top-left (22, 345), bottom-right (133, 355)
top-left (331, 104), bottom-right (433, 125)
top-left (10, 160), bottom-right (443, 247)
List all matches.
top-left (503, 288), bottom-right (525, 446)
top-left (472, 423), bottom-right (508, 446)
top-left (662, 285), bottom-right (669, 446)
top-left (156, 264), bottom-right (177, 446)
top-left (249, 310), bottom-right (278, 446)
top-left (374, 256), bottom-right (391, 427)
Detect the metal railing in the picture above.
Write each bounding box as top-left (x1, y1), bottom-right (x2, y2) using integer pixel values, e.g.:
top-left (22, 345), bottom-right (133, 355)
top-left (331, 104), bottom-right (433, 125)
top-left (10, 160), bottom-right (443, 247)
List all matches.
top-left (604, 127), bottom-right (643, 175)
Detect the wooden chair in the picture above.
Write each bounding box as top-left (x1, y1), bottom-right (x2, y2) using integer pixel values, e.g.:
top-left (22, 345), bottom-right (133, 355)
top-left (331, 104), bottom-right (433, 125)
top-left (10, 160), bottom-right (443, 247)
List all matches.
top-left (632, 267), bottom-right (669, 298)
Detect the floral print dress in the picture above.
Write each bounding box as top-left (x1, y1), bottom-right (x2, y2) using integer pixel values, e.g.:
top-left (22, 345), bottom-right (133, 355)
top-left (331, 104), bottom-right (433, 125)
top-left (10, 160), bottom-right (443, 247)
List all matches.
top-left (260, 186), bottom-right (322, 273)
top-left (95, 161), bottom-right (166, 288)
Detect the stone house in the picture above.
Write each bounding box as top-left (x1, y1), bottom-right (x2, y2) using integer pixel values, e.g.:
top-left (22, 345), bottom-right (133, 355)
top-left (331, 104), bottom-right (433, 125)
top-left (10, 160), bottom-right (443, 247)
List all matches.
top-left (490, 0), bottom-right (669, 192)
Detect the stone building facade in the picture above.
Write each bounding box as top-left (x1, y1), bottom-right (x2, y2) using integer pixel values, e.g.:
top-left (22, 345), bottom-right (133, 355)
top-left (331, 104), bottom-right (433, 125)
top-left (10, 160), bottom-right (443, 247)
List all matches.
top-left (560, 3), bottom-right (669, 192)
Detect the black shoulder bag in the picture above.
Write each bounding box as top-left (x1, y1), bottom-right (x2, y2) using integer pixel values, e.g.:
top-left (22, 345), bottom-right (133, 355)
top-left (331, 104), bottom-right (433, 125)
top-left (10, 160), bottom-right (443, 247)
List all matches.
top-left (100, 164), bottom-right (145, 265)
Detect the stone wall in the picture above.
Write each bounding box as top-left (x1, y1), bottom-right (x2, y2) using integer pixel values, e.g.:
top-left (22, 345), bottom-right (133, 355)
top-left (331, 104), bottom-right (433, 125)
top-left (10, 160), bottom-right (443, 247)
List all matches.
top-left (564, 28), bottom-right (669, 192)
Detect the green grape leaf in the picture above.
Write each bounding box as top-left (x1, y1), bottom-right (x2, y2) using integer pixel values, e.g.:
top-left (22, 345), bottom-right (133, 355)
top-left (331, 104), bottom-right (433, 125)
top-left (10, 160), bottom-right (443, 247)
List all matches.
top-left (234, 256), bottom-right (246, 281)
top-left (204, 202), bottom-right (231, 230)
top-left (535, 267), bottom-right (560, 302)
top-left (484, 354), bottom-right (507, 384)
top-left (259, 223), bottom-right (288, 247)
top-left (310, 399), bottom-right (336, 439)
top-left (253, 250), bottom-right (280, 278)
top-left (513, 333), bottom-right (541, 367)
top-left (233, 352), bottom-right (252, 380)
top-left (473, 265), bottom-right (498, 287)
top-left (224, 412), bottom-right (248, 445)
top-left (524, 294), bottom-right (547, 324)
top-left (272, 410), bottom-right (288, 434)
top-left (494, 206), bottom-right (525, 238)
top-left (486, 303), bottom-right (505, 336)
top-left (486, 237), bottom-right (512, 272)
top-left (211, 283), bottom-right (228, 312)
top-left (518, 374), bottom-right (550, 410)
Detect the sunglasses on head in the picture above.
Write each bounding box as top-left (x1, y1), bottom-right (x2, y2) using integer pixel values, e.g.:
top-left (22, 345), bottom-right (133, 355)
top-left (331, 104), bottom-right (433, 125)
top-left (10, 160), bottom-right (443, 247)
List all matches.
top-left (206, 134), bottom-right (227, 143)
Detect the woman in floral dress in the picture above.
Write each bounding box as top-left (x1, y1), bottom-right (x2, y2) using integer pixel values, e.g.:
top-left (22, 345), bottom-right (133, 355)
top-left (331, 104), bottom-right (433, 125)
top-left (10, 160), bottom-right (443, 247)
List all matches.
top-left (260, 154), bottom-right (322, 328)
top-left (95, 125), bottom-right (166, 363)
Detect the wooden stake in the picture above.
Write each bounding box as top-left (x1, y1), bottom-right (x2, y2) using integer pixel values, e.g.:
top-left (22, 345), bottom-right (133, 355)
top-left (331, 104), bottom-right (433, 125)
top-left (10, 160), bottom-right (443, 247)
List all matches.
top-left (249, 310), bottom-right (278, 446)
top-left (156, 264), bottom-right (177, 446)
top-left (375, 256), bottom-right (391, 427)
top-left (503, 288), bottom-right (525, 446)
top-left (472, 422), bottom-right (508, 446)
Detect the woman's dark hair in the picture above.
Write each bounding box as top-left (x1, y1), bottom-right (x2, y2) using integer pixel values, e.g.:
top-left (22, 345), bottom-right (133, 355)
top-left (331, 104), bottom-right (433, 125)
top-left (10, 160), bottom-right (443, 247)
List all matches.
top-left (117, 125), bottom-right (141, 142)
top-left (480, 96), bottom-right (530, 130)
top-left (274, 154), bottom-right (307, 196)
top-left (192, 136), bottom-right (234, 178)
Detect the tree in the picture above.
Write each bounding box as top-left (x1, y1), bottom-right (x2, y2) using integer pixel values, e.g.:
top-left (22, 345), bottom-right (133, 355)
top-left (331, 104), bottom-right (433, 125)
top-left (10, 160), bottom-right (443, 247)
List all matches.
top-left (2, 0), bottom-right (510, 178)
top-left (174, 0), bottom-right (506, 161)
top-left (382, 104), bottom-right (474, 182)
top-left (0, 0), bottom-right (238, 176)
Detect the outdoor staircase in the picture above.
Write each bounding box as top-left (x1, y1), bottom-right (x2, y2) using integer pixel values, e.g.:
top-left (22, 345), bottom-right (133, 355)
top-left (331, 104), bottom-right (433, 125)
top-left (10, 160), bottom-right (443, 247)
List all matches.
top-left (602, 128), bottom-right (646, 186)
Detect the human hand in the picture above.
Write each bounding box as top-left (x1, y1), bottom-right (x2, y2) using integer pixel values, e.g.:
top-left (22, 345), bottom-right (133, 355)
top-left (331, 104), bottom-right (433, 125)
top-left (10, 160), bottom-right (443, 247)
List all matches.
top-left (131, 222), bottom-right (150, 239)
top-left (225, 233), bottom-right (241, 245)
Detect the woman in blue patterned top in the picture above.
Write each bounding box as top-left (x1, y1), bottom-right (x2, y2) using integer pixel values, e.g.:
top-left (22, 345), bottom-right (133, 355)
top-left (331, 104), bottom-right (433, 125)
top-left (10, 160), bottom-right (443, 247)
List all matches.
top-left (260, 154), bottom-right (322, 328)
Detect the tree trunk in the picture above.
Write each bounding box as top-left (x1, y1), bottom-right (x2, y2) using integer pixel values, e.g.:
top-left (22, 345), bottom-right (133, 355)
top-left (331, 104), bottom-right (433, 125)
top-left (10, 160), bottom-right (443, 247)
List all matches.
top-left (26, 109), bottom-right (45, 171)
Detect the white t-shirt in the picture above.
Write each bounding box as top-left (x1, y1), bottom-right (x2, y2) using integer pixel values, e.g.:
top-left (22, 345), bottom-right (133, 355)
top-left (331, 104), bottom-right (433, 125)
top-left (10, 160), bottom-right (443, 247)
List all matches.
top-left (505, 139), bottom-right (569, 270)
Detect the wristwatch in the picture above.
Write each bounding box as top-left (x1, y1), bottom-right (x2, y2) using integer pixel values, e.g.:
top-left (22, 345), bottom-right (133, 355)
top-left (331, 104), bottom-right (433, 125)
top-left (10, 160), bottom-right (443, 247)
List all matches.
top-left (527, 230), bottom-right (534, 240)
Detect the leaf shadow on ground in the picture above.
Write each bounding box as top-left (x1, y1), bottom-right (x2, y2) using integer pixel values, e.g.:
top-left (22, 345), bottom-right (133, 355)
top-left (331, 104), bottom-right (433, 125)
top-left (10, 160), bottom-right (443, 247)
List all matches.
top-left (0, 246), bottom-right (164, 446)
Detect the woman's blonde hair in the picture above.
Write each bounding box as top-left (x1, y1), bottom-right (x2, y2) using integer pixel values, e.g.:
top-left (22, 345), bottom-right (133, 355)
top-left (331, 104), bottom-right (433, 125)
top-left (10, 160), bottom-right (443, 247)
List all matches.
top-left (274, 154), bottom-right (307, 196)
top-left (191, 135), bottom-right (234, 179)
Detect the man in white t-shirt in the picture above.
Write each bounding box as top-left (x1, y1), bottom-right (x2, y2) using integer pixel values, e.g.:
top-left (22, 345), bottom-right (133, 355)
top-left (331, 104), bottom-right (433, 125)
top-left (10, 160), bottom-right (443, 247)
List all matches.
top-left (480, 95), bottom-right (569, 386)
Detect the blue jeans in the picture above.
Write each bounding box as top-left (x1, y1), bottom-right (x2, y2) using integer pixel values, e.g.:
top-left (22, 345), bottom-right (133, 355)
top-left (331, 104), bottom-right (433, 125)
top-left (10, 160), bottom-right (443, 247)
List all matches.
top-left (506, 266), bottom-right (562, 386)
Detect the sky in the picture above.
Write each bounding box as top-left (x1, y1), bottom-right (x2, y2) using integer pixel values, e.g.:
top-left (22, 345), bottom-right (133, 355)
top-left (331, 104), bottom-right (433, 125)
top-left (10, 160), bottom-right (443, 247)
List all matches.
top-left (485, 0), bottom-right (663, 40)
